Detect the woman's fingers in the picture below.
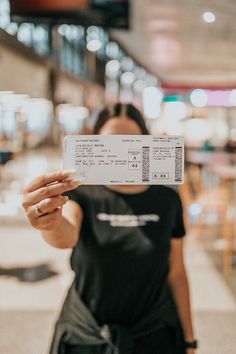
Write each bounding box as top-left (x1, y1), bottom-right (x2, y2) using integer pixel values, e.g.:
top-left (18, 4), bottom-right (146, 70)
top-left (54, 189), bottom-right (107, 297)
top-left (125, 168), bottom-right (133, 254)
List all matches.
top-left (26, 196), bottom-right (69, 220)
top-left (22, 179), bottom-right (80, 208)
top-left (22, 171), bottom-right (80, 230)
top-left (23, 170), bottom-right (73, 193)
top-left (32, 208), bottom-right (62, 230)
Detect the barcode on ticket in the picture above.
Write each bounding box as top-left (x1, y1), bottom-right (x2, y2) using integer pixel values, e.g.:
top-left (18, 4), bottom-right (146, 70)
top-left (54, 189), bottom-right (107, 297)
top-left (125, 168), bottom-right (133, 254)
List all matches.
top-left (175, 147), bottom-right (183, 182)
top-left (142, 146), bottom-right (150, 181)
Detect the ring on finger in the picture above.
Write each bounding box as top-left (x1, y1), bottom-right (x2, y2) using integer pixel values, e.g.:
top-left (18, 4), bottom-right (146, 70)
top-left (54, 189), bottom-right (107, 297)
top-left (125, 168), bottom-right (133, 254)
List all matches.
top-left (35, 203), bottom-right (45, 216)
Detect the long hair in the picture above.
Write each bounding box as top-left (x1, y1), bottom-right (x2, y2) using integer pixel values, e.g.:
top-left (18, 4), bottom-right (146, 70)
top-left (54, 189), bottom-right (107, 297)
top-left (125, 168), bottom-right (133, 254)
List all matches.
top-left (93, 103), bottom-right (149, 134)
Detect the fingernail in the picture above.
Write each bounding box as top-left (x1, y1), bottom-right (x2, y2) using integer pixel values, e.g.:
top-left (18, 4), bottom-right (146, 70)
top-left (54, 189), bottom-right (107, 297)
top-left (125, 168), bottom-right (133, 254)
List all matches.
top-left (62, 170), bottom-right (77, 177)
top-left (69, 180), bottom-right (81, 188)
top-left (63, 178), bottom-right (72, 183)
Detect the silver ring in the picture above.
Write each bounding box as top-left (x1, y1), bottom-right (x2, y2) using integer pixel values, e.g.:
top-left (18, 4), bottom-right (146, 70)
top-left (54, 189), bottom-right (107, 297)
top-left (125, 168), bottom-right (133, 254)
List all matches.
top-left (35, 203), bottom-right (44, 216)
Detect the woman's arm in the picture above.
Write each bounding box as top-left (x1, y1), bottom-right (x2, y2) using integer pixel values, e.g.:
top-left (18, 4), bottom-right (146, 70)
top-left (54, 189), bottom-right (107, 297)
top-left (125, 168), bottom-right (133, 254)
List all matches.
top-left (168, 238), bottom-right (196, 353)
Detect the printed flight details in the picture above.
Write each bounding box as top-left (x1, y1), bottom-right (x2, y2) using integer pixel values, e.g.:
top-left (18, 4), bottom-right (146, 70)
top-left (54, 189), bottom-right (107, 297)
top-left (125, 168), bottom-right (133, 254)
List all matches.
top-left (63, 135), bottom-right (184, 185)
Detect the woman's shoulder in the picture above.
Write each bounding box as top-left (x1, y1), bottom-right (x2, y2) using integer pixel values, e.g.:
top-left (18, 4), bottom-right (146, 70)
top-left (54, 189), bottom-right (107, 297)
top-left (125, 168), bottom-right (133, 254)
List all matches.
top-left (151, 185), bottom-right (181, 201)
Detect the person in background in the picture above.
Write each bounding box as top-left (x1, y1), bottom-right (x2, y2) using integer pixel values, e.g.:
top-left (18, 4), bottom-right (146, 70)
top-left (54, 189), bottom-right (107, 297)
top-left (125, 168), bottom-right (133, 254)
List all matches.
top-left (22, 103), bottom-right (197, 354)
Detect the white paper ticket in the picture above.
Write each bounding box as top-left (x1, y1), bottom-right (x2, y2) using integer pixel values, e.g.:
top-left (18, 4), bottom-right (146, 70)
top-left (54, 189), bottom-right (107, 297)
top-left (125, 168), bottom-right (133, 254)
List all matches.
top-left (63, 135), bottom-right (184, 185)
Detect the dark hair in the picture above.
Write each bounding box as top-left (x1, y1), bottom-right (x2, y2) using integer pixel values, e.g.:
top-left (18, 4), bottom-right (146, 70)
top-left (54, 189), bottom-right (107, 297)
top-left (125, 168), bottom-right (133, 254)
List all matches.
top-left (93, 103), bottom-right (149, 134)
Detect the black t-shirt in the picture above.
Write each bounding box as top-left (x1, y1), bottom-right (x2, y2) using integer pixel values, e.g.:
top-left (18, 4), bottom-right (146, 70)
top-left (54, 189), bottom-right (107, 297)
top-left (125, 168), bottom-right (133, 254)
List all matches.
top-left (65, 185), bottom-right (185, 331)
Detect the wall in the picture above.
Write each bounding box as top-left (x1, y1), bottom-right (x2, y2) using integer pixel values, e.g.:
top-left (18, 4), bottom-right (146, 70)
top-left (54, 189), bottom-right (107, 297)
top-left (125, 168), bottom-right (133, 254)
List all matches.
top-left (0, 32), bottom-right (50, 98)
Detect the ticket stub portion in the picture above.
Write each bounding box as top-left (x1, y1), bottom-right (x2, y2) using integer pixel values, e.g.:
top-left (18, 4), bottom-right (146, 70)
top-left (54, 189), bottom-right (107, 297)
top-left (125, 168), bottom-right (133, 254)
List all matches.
top-left (63, 135), bottom-right (184, 185)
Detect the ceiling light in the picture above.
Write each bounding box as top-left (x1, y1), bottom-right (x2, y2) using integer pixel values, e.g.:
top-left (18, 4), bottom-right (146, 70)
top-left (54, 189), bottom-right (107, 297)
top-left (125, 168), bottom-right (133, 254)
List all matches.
top-left (134, 67), bottom-right (146, 80)
top-left (87, 26), bottom-right (100, 36)
top-left (145, 74), bottom-right (158, 86)
top-left (190, 89), bottom-right (208, 107)
top-left (106, 60), bottom-right (120, 78)
top-left (121, 57), bottom-right (134, 71)
top-left (202, 11), bottom-right (216, 23)
top-left (105, 41), bottom-right (120, 59)
top-left (133, 80), bottom-right (146, 93)
top-left (86, 39), bottom-right (102, 52)
top-left (58, 24), bottom-right (68, 36)
top-left (120, 72), bottom-right (135, 86)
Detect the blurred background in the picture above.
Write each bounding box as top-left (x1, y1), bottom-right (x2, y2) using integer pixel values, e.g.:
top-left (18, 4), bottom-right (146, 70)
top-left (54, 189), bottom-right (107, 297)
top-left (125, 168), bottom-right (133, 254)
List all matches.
top-left (0, 0), bottom-right (236, 353)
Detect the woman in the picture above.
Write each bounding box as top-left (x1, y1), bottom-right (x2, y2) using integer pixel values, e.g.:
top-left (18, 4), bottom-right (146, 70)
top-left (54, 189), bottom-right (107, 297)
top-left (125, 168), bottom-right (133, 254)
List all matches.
top-left (22, 103), bottom-right (197, 354)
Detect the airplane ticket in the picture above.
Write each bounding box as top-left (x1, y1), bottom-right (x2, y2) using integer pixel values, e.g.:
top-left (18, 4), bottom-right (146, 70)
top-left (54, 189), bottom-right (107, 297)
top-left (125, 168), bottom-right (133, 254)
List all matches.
top-left (63, 135), bottom-right (184, 185)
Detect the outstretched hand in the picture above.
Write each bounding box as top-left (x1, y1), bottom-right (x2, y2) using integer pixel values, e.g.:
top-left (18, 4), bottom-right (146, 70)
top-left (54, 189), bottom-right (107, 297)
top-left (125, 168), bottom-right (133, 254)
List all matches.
top-left (22, 171), bottom-right (80, 231)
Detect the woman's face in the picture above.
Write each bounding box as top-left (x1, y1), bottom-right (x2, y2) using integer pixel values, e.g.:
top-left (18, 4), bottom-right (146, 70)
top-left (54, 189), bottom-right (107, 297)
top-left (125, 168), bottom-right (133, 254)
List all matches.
top-left (98, 116), bottom-right (143, 135)
top-left (98, 115), bottom-right (149, 192)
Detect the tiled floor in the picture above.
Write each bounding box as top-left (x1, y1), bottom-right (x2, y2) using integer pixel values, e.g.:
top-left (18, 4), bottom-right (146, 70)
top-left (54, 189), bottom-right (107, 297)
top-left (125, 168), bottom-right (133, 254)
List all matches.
top-left (0, 149), bottom-right (236, 354)
top-left (1, 224), bottom-right (236, 354)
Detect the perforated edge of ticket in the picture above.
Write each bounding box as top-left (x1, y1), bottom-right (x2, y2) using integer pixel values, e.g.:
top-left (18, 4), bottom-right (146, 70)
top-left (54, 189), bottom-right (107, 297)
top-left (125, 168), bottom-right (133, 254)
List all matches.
top-left (63, 135), bottom-right (184, 185)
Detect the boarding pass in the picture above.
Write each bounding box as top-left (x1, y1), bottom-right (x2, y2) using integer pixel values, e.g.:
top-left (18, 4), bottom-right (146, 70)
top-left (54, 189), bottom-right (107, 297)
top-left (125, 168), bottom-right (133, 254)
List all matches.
top-left (63, 135), bottom-right (184, 185)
